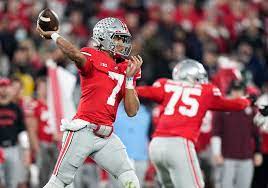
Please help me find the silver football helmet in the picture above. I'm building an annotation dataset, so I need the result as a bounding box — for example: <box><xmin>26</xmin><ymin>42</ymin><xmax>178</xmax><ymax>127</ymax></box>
<box><xmin>92</xmin><ymin>17</ymin><xmax>132</xmax><ymax>57</ymax></box>
<box><xmin>255</xmin><ymin>94</ymin><xmax>268</xmax><ymax>109</ymax></box>
<box><xmin>172</xmin><ymin>59</ymin><xmax>208</xmax><ymax>84</ymax></box>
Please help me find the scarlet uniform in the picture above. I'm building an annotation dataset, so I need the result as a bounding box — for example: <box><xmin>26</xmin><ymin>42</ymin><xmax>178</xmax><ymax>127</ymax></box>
<box><xmin>26</xmin><ymin>99</ymin><xmax>53</xmax><ymax>142</ymax></box>
<box><xmin>49</xmin><ymin>47</ymin><xmax>141</xmax><ymax>188</ymax></box>
<box><xmin>42</xmin><ymin>17</ymin><xmax>142</xmax><ymax>188</ymax></box>
<box><xmin>137</xmin><ymin>78</ymin><xmax>250</xmax><ymax>143</ymax></box>
<box><xmin>74</xmin><ymin>47</ymin><xmax>140</xmax><ymax>126</ymax></box>
<box><xmin>137</xmin><ymin>78</ymin><xmax>250</xmax><ymax>188</ymax></box>
<box><xmin>151</xmin><ymin>105</ymin><xmax>164</xmax><ymax>129</ymax></box>
<box><xmin>195</xmin><ymin>111</ymin><xmax>213</xmax><ymax>152</ymax></box>
<box><xmin>261</xmin><ymin>131</ymin><xmax>268</xmax><ymax>154</ymax></box>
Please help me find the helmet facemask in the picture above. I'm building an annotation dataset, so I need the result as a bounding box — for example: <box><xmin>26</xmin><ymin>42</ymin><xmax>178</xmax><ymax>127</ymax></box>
<box><xmin>108</xmin><ymin>33</ymin><xmax>132</xmax><ymax>57</ymax></box>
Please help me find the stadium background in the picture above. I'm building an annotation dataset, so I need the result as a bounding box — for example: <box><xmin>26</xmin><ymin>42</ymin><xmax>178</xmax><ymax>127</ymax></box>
<box><xmin>0</xmin><ymin>0</ymin><xmax>268</xmax><ymax>188</ymax></box>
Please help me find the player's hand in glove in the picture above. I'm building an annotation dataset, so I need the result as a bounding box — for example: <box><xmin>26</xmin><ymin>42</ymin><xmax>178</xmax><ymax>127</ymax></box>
<box><xmin>36</xmin><ymin>24</ymin><xmax>58</xmax><ymax>39</ymax></box>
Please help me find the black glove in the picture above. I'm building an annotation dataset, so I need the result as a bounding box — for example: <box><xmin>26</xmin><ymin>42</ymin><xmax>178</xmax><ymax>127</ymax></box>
<box><xmin>247</xmin><ymin>94</ymin><xmax>258</xmax><ymax>106</ymax></box>
<box><xmin>259</xmin><ymin>106</ymin><xmax>268</xmax><ymax>116</ymax></box>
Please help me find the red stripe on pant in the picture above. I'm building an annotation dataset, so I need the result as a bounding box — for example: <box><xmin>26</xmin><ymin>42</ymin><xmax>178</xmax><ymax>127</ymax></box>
<box><xmin>53</xmin><ymin>131</ymin><xmax>74</xmax><ymax>175</ymax></box>
<box><xmin>186</xmin><ymin>140</ymin><xmax>202</xmax><ymax>188</ymax></box>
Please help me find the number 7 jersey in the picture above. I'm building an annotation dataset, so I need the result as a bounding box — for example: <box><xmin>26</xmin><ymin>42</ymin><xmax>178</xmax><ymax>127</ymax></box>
<box><xmin>137</xmin><ymin>78</ymin><xmax>250</xmax><ymax>143</ymax></box>
<box><xmin>73</xmin><ymin>47</ymin><xmax>141</xmax><ymax>126</ymax></box>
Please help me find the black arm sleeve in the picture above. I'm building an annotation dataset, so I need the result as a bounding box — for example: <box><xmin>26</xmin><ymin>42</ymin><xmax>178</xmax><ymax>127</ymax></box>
<box><xmin>254</xmin><ymin>134</ymin><xmax>261</xmax><ymax>153</ymax></box>
<box><xmin>16</xmin><ymin>105</ymin><xmax>25</xmax><ymax>133</ymax></box>
<box><xmin>252</xmin><ymin>122</ymin><xmax>261</xmax><ymax>153</ymax></box>
<box><xmin>259</xmin><ymin>106</ymin><xmax>268</xmax><ymax>116</ymax></box>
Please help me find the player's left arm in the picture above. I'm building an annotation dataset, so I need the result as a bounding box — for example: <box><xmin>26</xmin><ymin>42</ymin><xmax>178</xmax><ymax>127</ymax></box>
<box><xmin>123</xmin><ymin>55</ymin><xmax>143</xmax><ymax>117</ymax></box>
<box><xmin>209</xmin><ymin>86</ymin><xmax>250</xmax><ymax>111</ymax></box>
<box><xmin>210</xmin><ymin>97</ymin><xmax>250</xmax><ymax>111</ymax></box>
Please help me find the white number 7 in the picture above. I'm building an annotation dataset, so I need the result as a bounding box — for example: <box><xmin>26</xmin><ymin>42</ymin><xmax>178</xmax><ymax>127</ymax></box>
<box><xmin>164</xmin><ymin>85</ymin><xmax>183</xmax><ymax>115</ymax></box>
<box><xmin>107</xmin><ymin>71</ymin><xmax>124</xmax><ymax>106</ymax></box>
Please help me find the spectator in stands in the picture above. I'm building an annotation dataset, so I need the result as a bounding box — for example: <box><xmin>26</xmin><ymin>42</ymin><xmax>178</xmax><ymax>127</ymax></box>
<box><xmin>9</xmin><ymin>77</ymin><xmax>31</xmax><ymax>188</ymax></box>
<box><xmin>26</xmin><ymin>77</ymin><xmax>59</xmax><ymax>187</ymax></box>
<box><xmin>236</xmin><ymin>41</ymin><xmax>267</xmax><ymax>87</ymax></box>
<box><xmin>0</xmin><ymin>77</ymin><xmax>25</xmax><ymax>188</ymax></box>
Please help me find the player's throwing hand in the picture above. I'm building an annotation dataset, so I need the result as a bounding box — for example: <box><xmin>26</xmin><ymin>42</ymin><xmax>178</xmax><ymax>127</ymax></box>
<box><xmin>36</xmin><ymin>25</ymin><xmax>58</xmax><ymax>39</ymax></box>
<box><xmin>126</xmin><ymin>55</ymin><xmax>143</xmax><ymax>78</ymax></box>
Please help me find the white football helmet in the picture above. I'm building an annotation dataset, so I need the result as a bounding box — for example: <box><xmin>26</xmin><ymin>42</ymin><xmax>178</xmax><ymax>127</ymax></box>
<box><xmin>255</xmin><ymin>94</ymin><xmax>268</xmax><ymax>115</ymax></box>
<box><xmin>92</xmin><ymin>17</ymin><xmax>132</xmax><ymax>57</ymax></box>
<box><xmin>254</xmin><ymin>94</ymin><xmax>268</xmax><ymax>130</ymax></box>
<box><xmin>172</xmin><ymin>59</ymin><xmax>208</xmax><ymax>84</ymax></box>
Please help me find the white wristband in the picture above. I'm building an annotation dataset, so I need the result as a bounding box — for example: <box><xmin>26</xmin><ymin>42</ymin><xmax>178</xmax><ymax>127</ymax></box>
<box><xmin>51</xmin><ymin>33</ymin><xmax>60</xmax><ymax>42</ymax></box>
<box><xmin>126</xmin><ymin>77</ymin><xmax>134</xmax><ymax>89</ymax></box>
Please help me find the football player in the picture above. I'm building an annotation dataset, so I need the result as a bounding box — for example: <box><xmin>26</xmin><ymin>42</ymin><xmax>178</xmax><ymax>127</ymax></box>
<box><xmin>254</xmin><ymin>94</ymin><xmax>268</xmax><ymax>129</ymax></box>
<box><xmin>25</xmin><ymin>77</ymin><xmax>59</xmax><ymax>187</ymax></box>
<box><xmin>252</xmin><ymin>94</ymin><xmax>268</xmax><ymax>188</ymax></box>
<box><xmin>36</xmin><ymin>17</ymin><xmax>142</xmax><ymax>188</ymax></box>
<box><xmin>137</xmin><ymin>59</ymin><xmax>250</xmax><ymax>188</ymax></box>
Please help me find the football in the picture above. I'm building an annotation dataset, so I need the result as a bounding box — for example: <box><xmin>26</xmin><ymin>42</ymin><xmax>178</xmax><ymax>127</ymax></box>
<box><xmin>37</xmin><ymin>8</ymin><xmax>59</xmax><ymax>38</ymax></box>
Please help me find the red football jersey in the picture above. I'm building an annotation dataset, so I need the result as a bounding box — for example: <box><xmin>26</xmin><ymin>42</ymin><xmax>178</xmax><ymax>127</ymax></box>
<box><xmin>261</xmin><ymin>131</ymin><xmax>268</xmax><ymax>154</ymax></box>
<box><xmin>25</xmin><ymin>100</ymin><xmax>53</xmax><ymax>143</ymax></box>
<box><xmin>137</xmin><ymin>78</ymin><xmax>250</xmax><ymax>143</ymax></box>
<box><xmin>152</xmin><ymin>105</ymin><xmax>164</xmax><ymax>128</ymax></box>
<box><xmin>0</xmin><ymin>147</ymin><xmax>5</xmax><ymax>164</ymax></box>
<box><xmin>195</xmin><ymin>111</ymin><xmax>213</xmax><ymax>152</ymax></box>
<box><xmin>73</xmin><ymin>47</ymin><xmax>141</xmax><ymax>126</ymax></box>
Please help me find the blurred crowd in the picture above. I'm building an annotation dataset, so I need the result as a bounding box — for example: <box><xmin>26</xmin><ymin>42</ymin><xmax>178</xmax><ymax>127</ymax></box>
<box><xmin>0</xmin><ymin>0</ymin><xmax>268</xmax><ymax>188</ymax></box>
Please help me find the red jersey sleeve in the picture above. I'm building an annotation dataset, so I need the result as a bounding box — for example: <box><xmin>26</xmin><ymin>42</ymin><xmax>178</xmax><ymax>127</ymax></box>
<box><xmin>79</xmin><ymin>47</ymin><xmax>94</xmax><ymax>76</ymax></box>
<box><xmin>208</xmin><ymin>84</ymin><xmax>250</xmax><ymax>111</ymax></box>
<box><xmin>136</xmin><ymin>78</ymin><xmax>166</xmax><ymax>103</ymax></box>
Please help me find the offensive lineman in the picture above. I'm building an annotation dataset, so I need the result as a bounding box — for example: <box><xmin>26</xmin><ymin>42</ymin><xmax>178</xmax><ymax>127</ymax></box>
<box><xmin>36</xmin><ymin>17</ymin><xmax>142</xmax><ymax>188</ymax></box>
<box><xmin>137</xmin><ymin>59</ymin><xmax>251</xmax><ymax>188</ymax></box>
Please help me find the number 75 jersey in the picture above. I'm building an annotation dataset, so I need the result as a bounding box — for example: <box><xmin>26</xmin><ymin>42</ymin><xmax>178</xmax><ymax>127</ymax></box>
<box><xmin>137</xmin><ymin>78</ymin><xmax>250</xmax><ymax>143</ymax></box>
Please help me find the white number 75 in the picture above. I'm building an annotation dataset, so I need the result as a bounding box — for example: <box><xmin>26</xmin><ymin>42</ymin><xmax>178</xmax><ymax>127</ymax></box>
<box><xmin>164</xmin><ymin>84</ymin><xmax>201</xmax><ymax>117</ymax></box>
